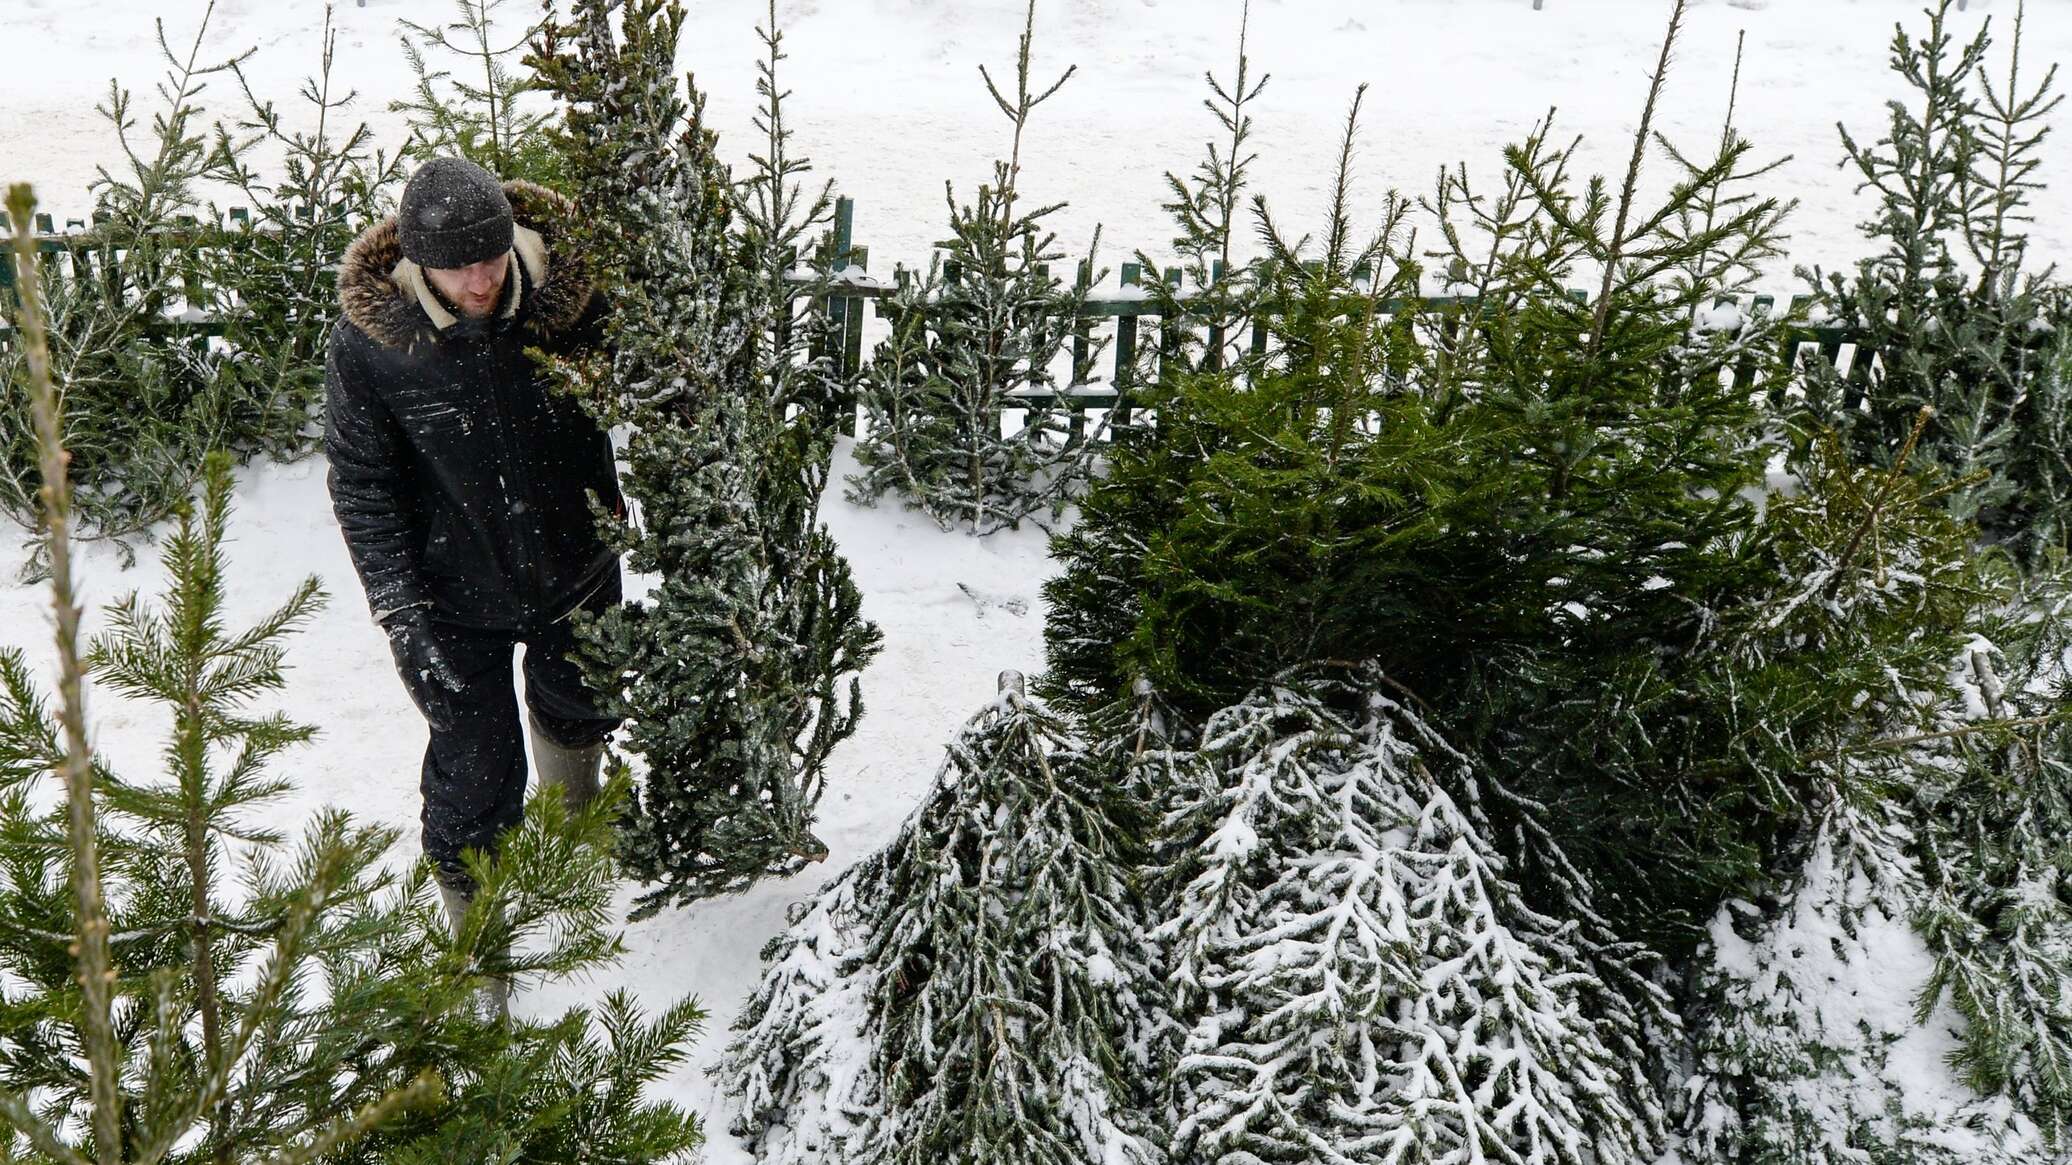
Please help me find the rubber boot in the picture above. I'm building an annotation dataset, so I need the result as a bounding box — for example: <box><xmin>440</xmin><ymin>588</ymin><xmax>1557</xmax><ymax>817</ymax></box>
<box><xmin>528</xmin><ymin>712</ymin><xmax>603</xmax><ymax>813</ymax></box>
<box><xmin>438</xmin><ymin>878</ymin><xmax>511</xmax><ymax>1024</ymax></box>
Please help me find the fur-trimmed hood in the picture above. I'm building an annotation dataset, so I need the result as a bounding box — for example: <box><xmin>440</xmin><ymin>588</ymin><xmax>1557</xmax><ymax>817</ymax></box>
<box><xmin>337</xmin><ymin>179</ymin><xmax>597</xmax><ymax>351</ymax></box>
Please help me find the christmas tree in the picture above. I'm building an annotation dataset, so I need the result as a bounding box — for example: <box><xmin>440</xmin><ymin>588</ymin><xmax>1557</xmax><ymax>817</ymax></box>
<box><xmin>389</xmin><ymin>0</ymin><xmax>569</xmax><ymax>188</ymax></box>
<box><xmin>1037</xmin><ymin>10</ymin><xmax>1269</xmax><ymax>710</ymax></box>
<box><xmin>1663</xmin><ymin>414</ymin><xmax>2059</xmax><ymax>1163</ymax></box>
<box><xmin>1669</xmin><ymin>803</ymin><xmax>2018</xmax><ymax>1165</ymax></box>
<box><xmin>1913</xmin><ymin>563</ymin><xmax>2072</xmax><ymax>1149</ymax></box>
<box><xmin>205</xmin><ymin>3</ymin><xmax>409</xmax><ymax>468</ymax></box>
<box><xmin>1044</xmin><ymin>81</ymin><xmax>1439</xmax><ymax>716</ymax></box>
<box><xmin>1157</xmin><ymin>663</ymin><xmax>1664</xmax><ymax>1164</ymax></box>
<box><xmin>1044</xmin><ymin>0</ymin><xmax>1870</xmax><ymax>956</ymax></box>
<box><xmin>1788</xmin><ymin>0</ymin><xmax>2072</xmax><ymax>568</ymax></box>
<box><xmin>722</xmin><ymin>672</ymin><xmax>1158</xmax><ymax>1165</ymax></box>
<box><xmin>0</xmin><ymin>4</ymin><xmax>400</xmax><ymax>562</ymax></box>
<box><xmin>847</xmin><ymin>0</ymin><xmax>1108</xmax><ymax>536</ymax></box>
<box><xmin>527</xmin><ymin>0</ymin><xmax>881</xmax><ymax>917</ymax></box>
<box><xmin>1121</xmin><ymin>0</ymin><xmax>1269</xmax><ymax>381</ymax></box>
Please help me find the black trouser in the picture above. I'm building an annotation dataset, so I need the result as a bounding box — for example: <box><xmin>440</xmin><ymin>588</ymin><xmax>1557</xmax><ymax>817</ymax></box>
<box><xmin>400</xmin><ymin>570</ymin><xmax>623</xmax><ymax>887</ymax></box>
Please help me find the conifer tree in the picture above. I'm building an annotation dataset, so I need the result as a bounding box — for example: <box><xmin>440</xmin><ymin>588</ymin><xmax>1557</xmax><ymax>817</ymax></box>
<box><xmin>528</xmin><ymin>0</ymin><xmax>881</xmax><ymax>917</ymax></box>
<box><xmin>1126</xmin><ymin>0</ymin><xmax>1269</xmax><ymax>379</ymax></box>
<box><xmin>207</xmin><ymin>1</ymin><xmax>409</xmax><ymax>463</ymax></box>
<box><xmin>1668</xmin><ymin>803</ymin><xmax>2020</xmax><ymax>1165</ymax></box>
<box><xmin>0</xmin><ymin>4</ymin><xmax>408</xmax><ymax>565</ymax></box>
<box><xmin>720</xmin><ymin>854</ymin><xmax>888</xmax><ymax>1164</ymax></box>
<box><xmin>390</xmin><ymin>0</ymin><xmax>567</xmax><ymax>187</ymax></box>
<box><xmin>1045</xmin><ymin>0</ymin><xmax>1867</xmax><ymax>955</ymax></box>
<box><xmin>1049</xmin><ymin>0</ymin><xmax>1798</xmax><ymax>721</ymax></box>
<box><xmin>1037</xmin><ymin>14</ymin><xmax>1268</xmax><ymax>708</ymax></box>
<box><xmin>1654</xmin><ymin>30</ymin><xmax>1796</xmax><ymax>314</ymax></box>
<box><xmin>1666</xmin><ymin>420</ymin><xmax>2049</xmax><ymax>1164</ymax></box>
<box><xmin>847</xmin><ymin>0</ymin><xmax>1108</xmax><ymax>535</ymax></box>
<box><xmin>1157</xmin><ymin>663</ymin><xmax>1663</xmax><ymax>1165</ymax></box>
<box><xmin>1</xmin><ymin>5</ymin><xmax>263</xmax><ymax>559</ymax></box>
<box><xmin>1789</xmin><ymin>0</ymin><xmax>2072</xmax><ymax>568</ymax></box>
<box><xmin>1913</xmin><ymin>564</ymin><xmax>2072</xmax><ymax>1148</ymax></box>
<box><xmin>722</xmin><ymin>673</ymin><xmax>1158</xmax><ymax>1165</ymax></box>
<box><xmin>1043</xmin><ymin>84</ymin><xmax>1436</xmax><ymax>715</ymax></box>
<box><xmin>0</xmin><ymin>189</ymin><xmax>706</xmax><ymax>1163</ymax></box>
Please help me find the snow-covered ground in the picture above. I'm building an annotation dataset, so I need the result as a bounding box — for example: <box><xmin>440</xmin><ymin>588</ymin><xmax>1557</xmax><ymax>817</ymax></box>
<box><xmin>6</xmin><ymin>0</ymin><xmax>2072</xmax><ymax>1157</ymax></box>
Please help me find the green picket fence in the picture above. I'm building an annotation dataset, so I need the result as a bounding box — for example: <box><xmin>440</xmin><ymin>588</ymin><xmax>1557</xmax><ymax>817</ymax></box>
<box><xmin>0</xmin><ymin>201</ymin><xmax>340</xmax><ymax>342</ymax></box>
<box><xmin>800</xmin><ymin>201</ymin><xmax>1887</xmax><ymax>426</ymax></box>
<box><xmin>4</xmin><ymin>194</ymin><xmax>1886</xmax><ymax>420</ymax></box>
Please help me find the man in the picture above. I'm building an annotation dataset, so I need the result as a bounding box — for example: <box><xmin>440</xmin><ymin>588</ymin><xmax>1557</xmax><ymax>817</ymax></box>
<box><xmin>323</xmin><ymin>156</ymin><xmax>624</xmax><ymax>1007</ymax></box>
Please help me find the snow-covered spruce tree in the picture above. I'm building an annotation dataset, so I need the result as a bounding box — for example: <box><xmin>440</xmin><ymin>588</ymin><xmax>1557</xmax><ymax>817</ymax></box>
<box><xmin>717</xmin><ymin>848</ymin><xmax>889</xmax><ymax>1163</ymax></box>
<box><xmin>1155</xmin><ymin>662</ymin><xmax>1662</xmax><ymax>1164</ymax></box>
<box><xmin>1667</xmin><ymin>801</ymin><xmax>2022</xmax><ymax>1165</ymax></box>
<box><xmin>1912</xmin><ymin>562</ymin><xmax>2072</xmax><ymax>1149</ymax></box>
<box><xmin>721</xmin><ymin>672</ymin><xmax>1158</xmax><ymax>1165</ymax></box>
<box><xmin>1665</xmin><ymin>419</ymin><xmax>2031</xmax><ymax>1164</ymax></box>
<box><xmin>1788</xmin><ymin>0</ymin><xmax>2072</xmax><ymax>569</ymax></box>
<box><xmin>527</xmin><ymin>0</ymin><xmax>881</xmax><ymax>916</ymax></box>
<box><xmin>0</xmin><ymin>206</ymin><xmax>706</xmax><ymax>1160</ymax></box>
<box><xmin>846</xmin><ymin>0</ymin><xmax>1107</xmax><ymax>535</ymax></box>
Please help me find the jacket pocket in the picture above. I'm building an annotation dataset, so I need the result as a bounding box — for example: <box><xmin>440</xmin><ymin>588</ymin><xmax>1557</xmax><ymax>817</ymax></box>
<box><xmin>420</xmin><ymin>500</ymin><xmax>462</xmax><ymax>574</ymax></box>
<box><xmin>388</xmin><ymin>383</ymin><xmax>474</xmax><ymax>444</ymax></box>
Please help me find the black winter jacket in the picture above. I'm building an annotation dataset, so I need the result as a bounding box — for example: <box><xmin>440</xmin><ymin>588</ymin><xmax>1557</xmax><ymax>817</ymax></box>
<box><xmin>324</xmin><ymin>179</ymin><xmax>623</xmax><ymax>631</ymax></box>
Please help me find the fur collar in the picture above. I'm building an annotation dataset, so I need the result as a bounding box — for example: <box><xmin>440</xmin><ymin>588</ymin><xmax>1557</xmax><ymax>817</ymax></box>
<box><xmin>338</xmin><ymin>179</ymin><xmax>596</xmax><ymax>351</ymax></box>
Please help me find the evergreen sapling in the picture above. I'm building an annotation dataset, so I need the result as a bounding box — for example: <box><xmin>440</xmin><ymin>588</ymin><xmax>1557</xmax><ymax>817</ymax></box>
<box><xmin>1127</xmin><ymin>0</ymin><xmax>1269</xmax><ymax>380</ymax></box>
<box><xmin>528</xmin><ymin>0</ymin><xmax>881</xmax><ymax>917</ymax></box>
<box><xmin>206</xmin><ymin>1</ymin><xmax>410</xmax><ymax>465</ymax></box>
<box><xmin>848</xmin><ymin>0</ymin><xmax>1108</xmax><ymax>536</ymax></box>
<box><xmin>1787</xmin><ymin>0</ymin><xmax>2072</xmax><ymax>567</ymax></box>
<box><xmin>1913</xmin><ymin>565</ymin><xmax>2072</xmax><ymax>1149</ymax></box>
<box><xmin>1</xmin><ymin>5</ymin><xmax>254</xmax><ymax>562</ymax></box>
<box><xmin>1668</xmin><ymin>418</ymin><xmax>2045</xmax><ymax>1164</ymax></box>
<box><xmin>390</xmin><ymin>0</ymin><xmax>568</xmax><ymax>187</ymax></box>
<box><xmin>1038</xmin><ymin>12</ymin><xmax>1269</xmax><ymax>709</ymax></box>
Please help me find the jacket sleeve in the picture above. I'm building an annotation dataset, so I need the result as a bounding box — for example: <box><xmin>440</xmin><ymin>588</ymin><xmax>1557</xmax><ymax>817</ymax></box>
<box><xmin>324</xmin><ymin>326</ymin><xmax>429</xmax><ymax>624</ymax></box>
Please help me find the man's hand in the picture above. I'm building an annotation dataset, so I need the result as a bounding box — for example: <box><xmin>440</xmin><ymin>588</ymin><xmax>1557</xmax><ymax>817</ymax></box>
<box><xmin>383</xmin><ymin>609</ymin><xmax>467</xmax><ymax>725</ymax></box>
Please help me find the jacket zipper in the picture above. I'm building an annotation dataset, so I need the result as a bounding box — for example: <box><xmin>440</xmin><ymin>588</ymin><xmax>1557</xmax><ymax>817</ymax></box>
<box><xmin>481</xmin><ymin>337</ymin><xmax>549</xmax><ymax>621</ymax></box>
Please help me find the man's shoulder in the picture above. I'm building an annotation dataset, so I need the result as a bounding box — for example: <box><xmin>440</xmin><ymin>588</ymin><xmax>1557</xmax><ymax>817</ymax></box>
<box><xmin>337</xmin><ymin>213</ymin><xmax>446</xmax><ymax>353</ymax></box>
<box><xmin>327</xmin><ymin>315</ymin><xmax>382</xmax><ymax>374</ymax></box>
<box><xmin>326</xmin><ymin>316</ymin><xmax>418</xmax><ymax>409</ymax></box>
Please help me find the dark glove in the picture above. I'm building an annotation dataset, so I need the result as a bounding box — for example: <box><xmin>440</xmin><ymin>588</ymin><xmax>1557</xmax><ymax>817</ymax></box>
<box><xmin>383</xmin><ymin>609</ymin><xmax>467</xmax><ymax>724</ymax></box>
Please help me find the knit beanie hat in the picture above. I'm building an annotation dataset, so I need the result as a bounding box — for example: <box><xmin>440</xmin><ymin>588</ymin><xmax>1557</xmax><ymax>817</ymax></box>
<box><xmin>397</xmin><ymin>157</ymin><xmax>514</xmax><ymax>269</ymax></box>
